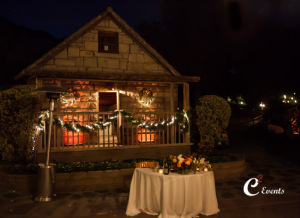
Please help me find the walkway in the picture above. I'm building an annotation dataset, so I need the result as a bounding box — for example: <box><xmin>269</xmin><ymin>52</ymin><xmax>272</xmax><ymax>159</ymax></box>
<box><xmin>0</xmin><ymin>124</ymin><xmax>299</xmax><ymax>217</ymax></box>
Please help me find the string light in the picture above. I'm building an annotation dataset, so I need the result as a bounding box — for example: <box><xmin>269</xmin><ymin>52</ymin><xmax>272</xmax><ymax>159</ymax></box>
<box><xmin>282</xmin><ymin>93</ymin><xmax>298</xmax><ymax>104</ymax></box>
<box><xmin>36</xmin><ymin>109</ymin><xmax>190</xmax><ymax>134</ymax></box>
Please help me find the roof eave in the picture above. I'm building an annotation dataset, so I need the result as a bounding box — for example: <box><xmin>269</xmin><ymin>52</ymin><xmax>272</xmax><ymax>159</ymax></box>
<box><xmin>29</xmin><ymin>71</ymin><xmax>200</xmax><ymax>83</ymax></box>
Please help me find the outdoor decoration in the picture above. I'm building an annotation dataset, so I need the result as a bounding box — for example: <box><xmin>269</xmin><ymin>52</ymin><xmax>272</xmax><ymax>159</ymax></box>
<box><xmin>169</xmin><ymin>154</ymin><xmax>212</xmax><ymax>174</ymax></box>
<box><xmin>36</xmin><ymin>109</ymin><xmax>190</xmax><ymax>134</ymax></box>
<box><xmin>138</xmin><ymin>88</ymin><xmax>153</xmax><ymax>106</ymax></box>
<box><xmin>61</xmin><ymin>87</ymin><xmax>80</xmax><ymax>106</ymax></box>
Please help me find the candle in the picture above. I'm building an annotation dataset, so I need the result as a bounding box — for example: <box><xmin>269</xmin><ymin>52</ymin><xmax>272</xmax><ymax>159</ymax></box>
<box><xmin>204</xmin><ymin>167</ymin><xmax>208</xmax><ymax>172</ymax></box>
<box><xmin>158</xmin><ymin>168</ymin><xmax>164</xmax><ymax>174</ymax></box>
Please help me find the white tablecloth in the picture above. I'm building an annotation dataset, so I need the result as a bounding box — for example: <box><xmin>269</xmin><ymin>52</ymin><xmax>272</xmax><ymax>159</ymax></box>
<box><xmin>126</xmin><ymin>168</ymin><xmax>220</xmax><ymax>218</ymax></box>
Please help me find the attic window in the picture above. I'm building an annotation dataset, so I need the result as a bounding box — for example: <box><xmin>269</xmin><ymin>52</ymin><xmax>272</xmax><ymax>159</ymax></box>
<box><xmin>98</xmin><ymin>31</ymin><xmax>119</xmax><ymax>53</ymax></box>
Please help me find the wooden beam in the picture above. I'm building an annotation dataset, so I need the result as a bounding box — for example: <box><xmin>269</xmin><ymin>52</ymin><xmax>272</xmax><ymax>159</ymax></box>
<box><xmin>170</xmin><ymin>83</ymin><xmax>174</xmax><ymax>112</ymax></box>
<box><xmin>170</xmin><ymin>83</ymin><xmax>174</xmax><ymax>144</ymax></box>
<box><xmin>29</xmin><ymin>72</ymin><xmax>200</xmax><ymax>83</ymax></box>
<box><xmin>183</xmin><ymin>83</ymin><xmax>190</xmax><ymax>110</ymax></box>
<box><xmin>183</xmin><ymin>83</ymin><xmax>190</xmax><ymax>143</ymax></box>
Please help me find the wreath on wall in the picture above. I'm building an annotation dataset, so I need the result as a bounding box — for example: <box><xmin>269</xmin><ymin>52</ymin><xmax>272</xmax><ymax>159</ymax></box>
<box><xmin>139</xmin><ymin>88</ymin><xmax>153</xmax><ymax>106</ymax></box>
<box><xmin>61</xmin><ymin>88</ymin><xmax>80</xmax><ymax>106</ymax></box>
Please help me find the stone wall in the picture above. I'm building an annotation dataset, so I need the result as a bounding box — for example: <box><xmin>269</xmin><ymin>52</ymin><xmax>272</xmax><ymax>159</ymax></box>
<box><xmin>40</xmin><ymin>79</ymin><xmax>178</xmax><ymax>113</ymax></box>
<box><xmin>38</xmin><ymin>17</ymin><xmax>170</xmax><ymax>76</ymax></box>
<box><xmin>117</xmin><ymin>82</ymin><xmax>178</xmax><ymax>113</ymax></box>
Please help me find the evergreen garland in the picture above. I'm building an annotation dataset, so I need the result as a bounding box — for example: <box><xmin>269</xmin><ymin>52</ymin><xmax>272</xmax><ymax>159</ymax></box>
<box><xmin>37</xmin><ymin>109</ymin><xmax>190</xmax><ymax>134</ymax></box>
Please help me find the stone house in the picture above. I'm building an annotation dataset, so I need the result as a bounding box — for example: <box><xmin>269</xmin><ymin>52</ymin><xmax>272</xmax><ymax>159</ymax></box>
<box><xmin>15</xmin><ymin>7</ymin><xmax>199</xmax><ymax>162</ymax></box>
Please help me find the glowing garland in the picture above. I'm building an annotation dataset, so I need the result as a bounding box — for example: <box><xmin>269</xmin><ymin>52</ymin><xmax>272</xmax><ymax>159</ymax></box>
<box><xmin>37</xmin><ymin>110</ymin><xmax>190</xmax><ymax>134</ymax></box>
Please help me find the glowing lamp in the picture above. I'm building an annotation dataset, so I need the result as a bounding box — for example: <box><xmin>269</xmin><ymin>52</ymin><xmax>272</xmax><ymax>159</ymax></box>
<box><xmin>259</xmin><ymin>102</ymin><xmax>265</xmax><ymax>110</ymax></box>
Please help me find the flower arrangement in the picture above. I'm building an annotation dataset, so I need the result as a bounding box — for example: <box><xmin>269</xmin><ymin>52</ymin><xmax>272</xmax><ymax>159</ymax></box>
<box><xmin>138</xmin><ymin>88</ymin><xmax>153</xmax><ymax>105</ymax></box>
<box><xmin>194</xmin><ymin>157</ymin><xmax>212</xmax><ymax>172</ymax></box>
<box><xmin>169</xmin><ymin>154</ymin><xmax>212</xmax><ymax>174</ymax></box>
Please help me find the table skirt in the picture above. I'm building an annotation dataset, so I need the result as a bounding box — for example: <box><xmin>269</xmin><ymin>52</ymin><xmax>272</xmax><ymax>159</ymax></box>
<box><xmin>126</xmin><ymin>168</ymin><xmax>220</xmax><ymax>218</ymax></box>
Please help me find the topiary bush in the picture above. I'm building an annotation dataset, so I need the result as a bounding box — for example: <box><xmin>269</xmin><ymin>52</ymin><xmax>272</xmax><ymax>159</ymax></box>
<box><xmin>196</xmin><ymin>95</ymin><xmax>231</xmax><ymax>155</ymax></box>
<box><xmin>0</xmin><ymin>85</ymin><xmax>40</xmax><ymax>163</ymax></box>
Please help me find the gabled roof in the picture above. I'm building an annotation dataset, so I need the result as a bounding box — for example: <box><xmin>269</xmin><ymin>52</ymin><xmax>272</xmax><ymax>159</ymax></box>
<box><xmin>15</xmin><ymin>7</ymin><xmax>182</xmax><ymax>80</ymax></box>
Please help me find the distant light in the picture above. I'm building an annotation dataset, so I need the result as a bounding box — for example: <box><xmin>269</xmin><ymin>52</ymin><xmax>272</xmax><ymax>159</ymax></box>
<box><xmin>294</xmin><ymin>93</ymin><xmax>296</xmax><ymax>95</ymax></box>
<box><xmin>295</xmin><ymin>100</ymin><xmax>297</xmax><ymax>103</ymax></box>
<box><xmin>291</xmin><ymin>97</ymin><xmax>294</xmax><ymax>100</ymax></box>
<box><xmin>284</xmin><ymin>95</ymin><xmax>287</xmax><ymax>99</ymax></box>
<box><xmin>260</xmin><ymin>102</ymin><xmax>265</xmax><ymax>110</ymax></box>
<box><xmin>240</xmin><ymin>101</ymin><xmax>244</xmax><ymax>105</ymax></box>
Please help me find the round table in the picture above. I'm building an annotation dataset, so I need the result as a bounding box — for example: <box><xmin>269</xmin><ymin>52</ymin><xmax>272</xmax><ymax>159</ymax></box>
<box><xmin>126</xmin><ymin>168</ymin><xmax>220</xmax><ymax>218</ymax></box>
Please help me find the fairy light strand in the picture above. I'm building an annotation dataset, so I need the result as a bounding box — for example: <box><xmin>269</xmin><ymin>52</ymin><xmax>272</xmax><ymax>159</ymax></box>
<box><xmin>36</xmin><ymin>110</ymin><xmax>190</xmax><ymax>134</ymax></box>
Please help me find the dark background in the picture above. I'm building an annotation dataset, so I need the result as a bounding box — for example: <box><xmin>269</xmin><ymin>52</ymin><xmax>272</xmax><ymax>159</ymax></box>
<box><xmin>1</xmin><ymin>0</ymin><xmax>300</xmax><ymax>107</ymax></box>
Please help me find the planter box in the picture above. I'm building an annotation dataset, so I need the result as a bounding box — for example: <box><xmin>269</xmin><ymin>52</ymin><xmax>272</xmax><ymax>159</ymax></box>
<box><xmin>212</xmin><ymin>157</ymin><xmax>246</xmax><ymax>181</ymax></box>
<box><xmin>0</xmin><ymin>158</ymin><xmax>246</xmax><ymax>193</ymax></box>
<box><xmin>55</xmin><ymin>169</ymin><xmax>134</xmax><ymax>192</ymax></box>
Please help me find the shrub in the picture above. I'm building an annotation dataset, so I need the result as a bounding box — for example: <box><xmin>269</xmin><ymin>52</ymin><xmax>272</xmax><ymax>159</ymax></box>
<box><xmin>0</xmin><ymin>85</ymin><xmax>40</xmax><ymax>163</ymax></box>
<box><xmin>196</xmin><ymin>95</ymin><xmax>231</xmax><ymax>155</ymax></box>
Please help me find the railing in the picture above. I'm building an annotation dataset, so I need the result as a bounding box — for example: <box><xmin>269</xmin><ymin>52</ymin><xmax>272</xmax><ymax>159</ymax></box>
<box><xmin>36</xmin><ymin>111</ymin><xmax>190</xmax><ymax>152</ymax></box>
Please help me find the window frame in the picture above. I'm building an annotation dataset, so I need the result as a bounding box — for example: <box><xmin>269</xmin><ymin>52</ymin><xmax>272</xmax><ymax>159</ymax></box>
<box><xmin>98</xmin><ymin>31</ymin><xmax>119</xmax><ymax>54</ymax></box>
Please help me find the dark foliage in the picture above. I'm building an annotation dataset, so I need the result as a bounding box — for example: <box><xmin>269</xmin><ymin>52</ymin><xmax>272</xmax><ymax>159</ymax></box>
<box><xmin>196</xmin><ymin>95</ymin><xmax>231</xmax><ymax>156</ymax></box>
<box><xmin>0</xmin><ymin>85</ymin><xmax>40</xmax><ymax>162</ymax></box>
<box><xmin>4</xmin><ymin>155</ymin><xmax>236</xmax><ymax>174</ymax></box>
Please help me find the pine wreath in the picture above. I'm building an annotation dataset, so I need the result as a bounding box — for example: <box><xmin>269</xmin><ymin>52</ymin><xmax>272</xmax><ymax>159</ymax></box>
<box><xmin>139</xmin><ymin>88</ymin><xmax>153</xmax><ymax>105</ymax></box>
<box><xmin>61</xmin><ymin>87</ymin><xmax>80</xmax><ymax>106</ymax></box>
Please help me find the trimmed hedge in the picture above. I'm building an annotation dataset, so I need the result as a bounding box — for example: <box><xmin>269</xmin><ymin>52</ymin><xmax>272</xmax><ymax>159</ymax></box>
<box><xmin>196</xmin><ymin>95</ymin><xmax>231</xmax><ymax>155</ymax></box>
<box><xmin>4</xmin><ymin>155</ymin><xmax>236</xmax><ymax>175</ymax></box>
<box><xmin>0</xmin><ymin>85</ymin><xmax>40</xmax><ymax>162</ymax></box>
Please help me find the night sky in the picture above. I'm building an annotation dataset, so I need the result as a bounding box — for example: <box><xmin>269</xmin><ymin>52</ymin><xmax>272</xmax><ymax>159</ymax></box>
<box><xmin>0</xmin><ymin>0</ymin><xmax>163</xmax><ymax>39</ymax></box>
<box><xmin>1</xmin><ymin>0</ymin><xmax>300</xmax><ymax>105</ymax></box>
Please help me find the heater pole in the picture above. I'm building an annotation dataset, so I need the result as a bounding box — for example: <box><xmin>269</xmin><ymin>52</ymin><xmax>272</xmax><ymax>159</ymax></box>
<box><xmin>46</xmin><ymin>99</ymin><xmax>55</xmax><ymax>166</ymax></box>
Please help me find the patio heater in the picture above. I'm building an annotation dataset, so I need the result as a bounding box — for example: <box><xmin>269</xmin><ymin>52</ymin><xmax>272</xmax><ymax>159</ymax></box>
<box><xmin>34</xmin><ymin>86</ymin><xmax>71</xmax><ymax>202</ymax></box>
